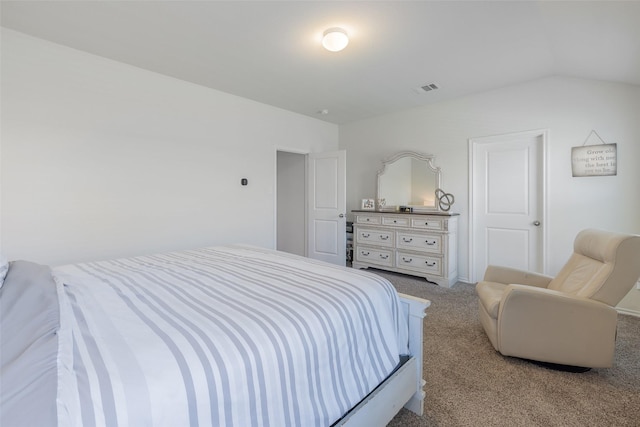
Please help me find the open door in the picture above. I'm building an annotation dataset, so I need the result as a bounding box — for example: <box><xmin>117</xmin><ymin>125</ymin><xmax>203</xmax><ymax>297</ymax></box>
<box><xmin>307</xmin><ymin>150</ymin><xmax>346</xmax><ymax>265</ymax></box>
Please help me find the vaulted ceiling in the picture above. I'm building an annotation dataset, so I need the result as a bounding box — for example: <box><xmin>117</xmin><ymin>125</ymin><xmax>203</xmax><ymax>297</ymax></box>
<box><xmin>2</xmin><ymin>1</ymin><xmax>639</xmax><ymax>124</ymax></box>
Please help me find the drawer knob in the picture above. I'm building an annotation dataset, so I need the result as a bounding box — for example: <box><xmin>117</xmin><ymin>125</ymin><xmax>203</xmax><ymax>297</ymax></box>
<box><xmin>426</xmin><ymin>240</ymin><xmax>435</xmax><ymax>245</ymax></box>
<box><xmin>379</xmin><ymin>235</ymin><xmax>389</xmax><ymax>240</ymax></box>
<box><xmin>424</xmin><ymin>222</ymin><xmax>429</xmax><ymax>226</ymax></box>
<box><xmin>361</xmin><ymin>251</ymin><xmax>370</xmax><ymax>256</ymax></box>
<box><xmin>403</xmin><ymin>238</ymin><xmax>413</xmax><ymax>243</ymax></box>
<box><xmin>402</xmin><ymin>257</ymin><xmax>413</xmax><ymax>263</ymax></box>
<box><xmin>362</xmin><ymin>233</ymin><xmax>370</xmax><ymax>238</ymax></box>
<box><xmin>380</xmin><ymin>254</ymin><xmax>389</xmax><ymax>259</ymax></box>
<box><xmin>426</xmin><ymin>261</ymin><xmax>436</xmax><ymax>267</ymax></box>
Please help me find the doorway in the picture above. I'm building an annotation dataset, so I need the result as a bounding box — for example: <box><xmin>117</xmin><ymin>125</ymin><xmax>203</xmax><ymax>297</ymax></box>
<box><xmin>276</xmin><ymin>151</ymin><xmax>306</xmax><ymax>256</ymax></box>
<box><xmin>469</xmin><ymin>130</ymin><xmax>547</xmax><ymax>282</ymax></box>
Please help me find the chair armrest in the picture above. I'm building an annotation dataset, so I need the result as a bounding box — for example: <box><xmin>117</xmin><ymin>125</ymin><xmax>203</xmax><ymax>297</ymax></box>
<box><xmin>497</xmin><ymin>285</ymin><xmax>618</xmax><ymax>368</ymax></box>
<box><xmin>483</xmin><ymin>265</ymin><xmax>553</xmax><ymax>288</ymax></box>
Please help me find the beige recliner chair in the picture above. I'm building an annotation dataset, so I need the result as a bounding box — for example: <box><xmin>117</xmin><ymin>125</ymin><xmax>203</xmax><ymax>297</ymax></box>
<box><xmin>476</xmin><ymin>228</ymin><xmax>640</xmax><ymax>369</ymax></box>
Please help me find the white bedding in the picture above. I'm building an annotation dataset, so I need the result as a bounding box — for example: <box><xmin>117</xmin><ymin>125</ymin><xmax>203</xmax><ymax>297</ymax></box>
<box><xmin>49</xmin><ymin>245</ymin><xmax>409</xmax><ymax>427</ymax></box>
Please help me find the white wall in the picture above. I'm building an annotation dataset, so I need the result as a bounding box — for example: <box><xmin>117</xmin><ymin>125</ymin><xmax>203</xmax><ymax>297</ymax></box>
<box><xmin>0</xmin><ymin>29</ymin><xmax>338</xmax><ymax>266</ymax></box>
<box><xmin>340</xmin><ymin>76</ymin><xmax>640</xmax><ymax>313</ymax></box>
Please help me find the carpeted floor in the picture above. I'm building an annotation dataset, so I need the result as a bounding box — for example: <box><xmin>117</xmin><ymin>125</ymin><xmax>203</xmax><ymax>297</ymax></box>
<box><xmin>372</xmin><ymin>269</ymin><xmax>640</xmax><ymax>427</ymax></box>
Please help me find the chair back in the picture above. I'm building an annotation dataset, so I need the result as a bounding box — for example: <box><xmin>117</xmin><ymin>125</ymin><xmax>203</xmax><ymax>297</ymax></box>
<box><xmin>548</xmin><ymin>229</ymin><xmax>640</xmax><ymax>306</ymax></box>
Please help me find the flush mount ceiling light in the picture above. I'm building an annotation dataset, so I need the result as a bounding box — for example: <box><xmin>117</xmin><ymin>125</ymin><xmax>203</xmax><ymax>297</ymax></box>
<box><xmin>322</xmin><ymin>27</ymin><xmax>349</xmax><ymax>52</ymax></box>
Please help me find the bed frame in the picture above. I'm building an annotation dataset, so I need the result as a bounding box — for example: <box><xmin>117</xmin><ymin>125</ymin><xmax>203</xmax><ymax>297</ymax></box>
<box><xmin>336</xmin><ymin>293</ymin><xmax>430</xmax><ymax>426</ymax></box>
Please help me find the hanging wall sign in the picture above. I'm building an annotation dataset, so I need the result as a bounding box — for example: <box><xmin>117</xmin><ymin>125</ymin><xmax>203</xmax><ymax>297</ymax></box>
<box><xmin>571</xmin><ymin>130</ymin><xmax>617</xmax><ymax>177</ymax></box>
<box><xmin>571</xmin><ymin>143</ymin><xmax>617</xmax><ymax>177</ymax></box>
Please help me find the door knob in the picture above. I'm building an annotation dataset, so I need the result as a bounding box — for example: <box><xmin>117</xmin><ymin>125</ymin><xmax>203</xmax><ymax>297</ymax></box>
<box><xmin>339</xmin><ymin>213</ymin><xmax>345</xmax><ymax>218</ymax></box>
<box><xmin>533</xmin><ymin>220</ymin><xmax>541</xmax><ymax>226</ymax></box>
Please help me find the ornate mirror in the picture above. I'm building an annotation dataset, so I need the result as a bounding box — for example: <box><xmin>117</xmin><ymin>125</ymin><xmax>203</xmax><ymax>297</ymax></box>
<box><xmin>377</xmin><ymin>151</ymin><xmax>442</xmax><ymax>211</ymax></box>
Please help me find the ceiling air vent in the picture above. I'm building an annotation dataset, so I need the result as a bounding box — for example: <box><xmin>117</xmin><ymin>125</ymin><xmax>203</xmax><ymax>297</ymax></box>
<box><xmin>413</xmin><ymin>83</ymin><xmax>439</xmax><ymax>94</ymax></box>
<box><xmin>421</xmin><ymin>83</ymin><xmax>439</xmax><ymax>92</ymax></box>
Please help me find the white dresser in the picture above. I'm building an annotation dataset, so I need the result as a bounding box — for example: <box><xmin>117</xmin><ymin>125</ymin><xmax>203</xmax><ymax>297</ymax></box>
<box><xmin>351</xmin><ymin>211</ymin><xmax>458</xmax><ymax>287</ymax></box>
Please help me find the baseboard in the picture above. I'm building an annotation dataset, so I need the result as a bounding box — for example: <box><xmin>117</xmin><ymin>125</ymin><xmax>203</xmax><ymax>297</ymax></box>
<box><xmin>616</xmin><ymin>307</ymin><xmax>640</xmax><ymax>317</ymax></box>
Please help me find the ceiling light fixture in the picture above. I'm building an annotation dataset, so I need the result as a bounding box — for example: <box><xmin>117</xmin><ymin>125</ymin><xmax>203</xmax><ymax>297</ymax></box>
<box><xmin>322</xmin><ymin>27</ymin><xmax>349</xmax><ymax>52</ymax></box>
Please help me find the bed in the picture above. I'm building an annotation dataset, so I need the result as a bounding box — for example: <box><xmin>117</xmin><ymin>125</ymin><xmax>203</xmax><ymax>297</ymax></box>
<box><xmin>1</xmin><ymin>245</ymin><xmax>429</xmax><ymax>427</ymax></box>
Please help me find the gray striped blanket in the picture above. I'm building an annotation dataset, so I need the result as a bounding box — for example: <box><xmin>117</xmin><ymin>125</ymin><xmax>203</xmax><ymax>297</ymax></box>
<box><xmin>52</xmin><ymin>245</ymin><xmax>409</xmax><ymax>427</ymax></box>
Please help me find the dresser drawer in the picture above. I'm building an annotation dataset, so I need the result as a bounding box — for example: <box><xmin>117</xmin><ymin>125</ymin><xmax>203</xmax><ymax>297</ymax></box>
<box><xmin>410</xmin><ymin>218</ymin><xmax>443</xmax><ymax>231</ymax></box>
<box><xmin>356</xmin><ymin>228</ymin><xmax>394</xmax><ymax>247</ymax></box>
<box><xmin>396</xmin><ymin>252</ymin><xmax>442</xmax><ymax>276</ymax></box>
<box><xmin>355</xmin><ymin>247</ymin><xmax>393</xmax><ymax>267</ymax></box>
<box><xmin>396</xmin><ymin>232</ymin><xmax>442</xmax><ymax>254</ymax></box>
<box><xmin>356</xmin><ymin>215</ymin><xmax>382</xmax><ymax>225</ymax></box>
<box><xmin>382</xmin><ymin>216</ymin><xmax>410</xmax><ymax>227</ymax></box>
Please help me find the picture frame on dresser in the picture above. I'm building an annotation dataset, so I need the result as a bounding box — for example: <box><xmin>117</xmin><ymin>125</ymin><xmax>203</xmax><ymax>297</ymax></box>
<box><xmin>361</xmin><ymin>198</ymin><xmax>376</xmax><ymax>210</ymax></box>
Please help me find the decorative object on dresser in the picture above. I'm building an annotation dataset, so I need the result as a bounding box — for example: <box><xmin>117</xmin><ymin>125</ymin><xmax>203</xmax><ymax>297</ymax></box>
<box><xmin>435</xmin><ymin>188</ymin><xmax>455</xmax><ymax>212</ymax></box>
<box><xmin>352</xmin><ymin>211</ymin><xmax>459</xmax><ymax>287</ymax></box>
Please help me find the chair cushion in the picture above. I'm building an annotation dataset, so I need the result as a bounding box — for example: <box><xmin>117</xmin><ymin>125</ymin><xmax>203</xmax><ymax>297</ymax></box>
<box><xmin>547</xmin><ymin>253</ymin><xmax>608</xmax><ymax>295</ymax></box>
<box><xmin>476</xmin><ymin>281</ymin><xmax>508</xmax><ymax>319</ymax></box>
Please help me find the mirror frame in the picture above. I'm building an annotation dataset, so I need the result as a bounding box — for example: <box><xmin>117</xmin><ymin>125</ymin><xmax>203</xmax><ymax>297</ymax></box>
<box><xmin>376</xmin><ymin>151</ymin><xmax>442</xmax><ymax>211</ymax></box>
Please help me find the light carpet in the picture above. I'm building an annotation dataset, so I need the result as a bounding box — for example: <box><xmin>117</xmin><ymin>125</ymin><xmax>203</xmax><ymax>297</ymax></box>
<box><xmin>373</xmin><ymin>269</ymin><xmax>640</xmax><ymax>427</ymax></box>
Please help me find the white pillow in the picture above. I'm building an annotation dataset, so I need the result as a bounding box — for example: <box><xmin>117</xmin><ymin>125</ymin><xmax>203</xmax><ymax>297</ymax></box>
<box><xmin>0</xmin><ymin>255</ymin><xmax>8</xmax><ymax>289</ymax></box>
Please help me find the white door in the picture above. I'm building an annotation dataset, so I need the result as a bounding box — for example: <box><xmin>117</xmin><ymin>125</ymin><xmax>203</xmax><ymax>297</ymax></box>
<box><xmin>469</xmin><ymin>130</ymin><xmax>546</xmax><ymax>282</ymax></box>
<box><xmin>307</xmin><ymin>150</ymin><xmax>346</xmax><ymax>265</ymax></box>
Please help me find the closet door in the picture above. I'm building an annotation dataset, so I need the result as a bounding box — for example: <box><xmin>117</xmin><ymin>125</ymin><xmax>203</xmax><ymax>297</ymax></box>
<box><xmin>470</xmin><ymin>130</ymin><xmax>546</xmax><ymax>282</ymax></box>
